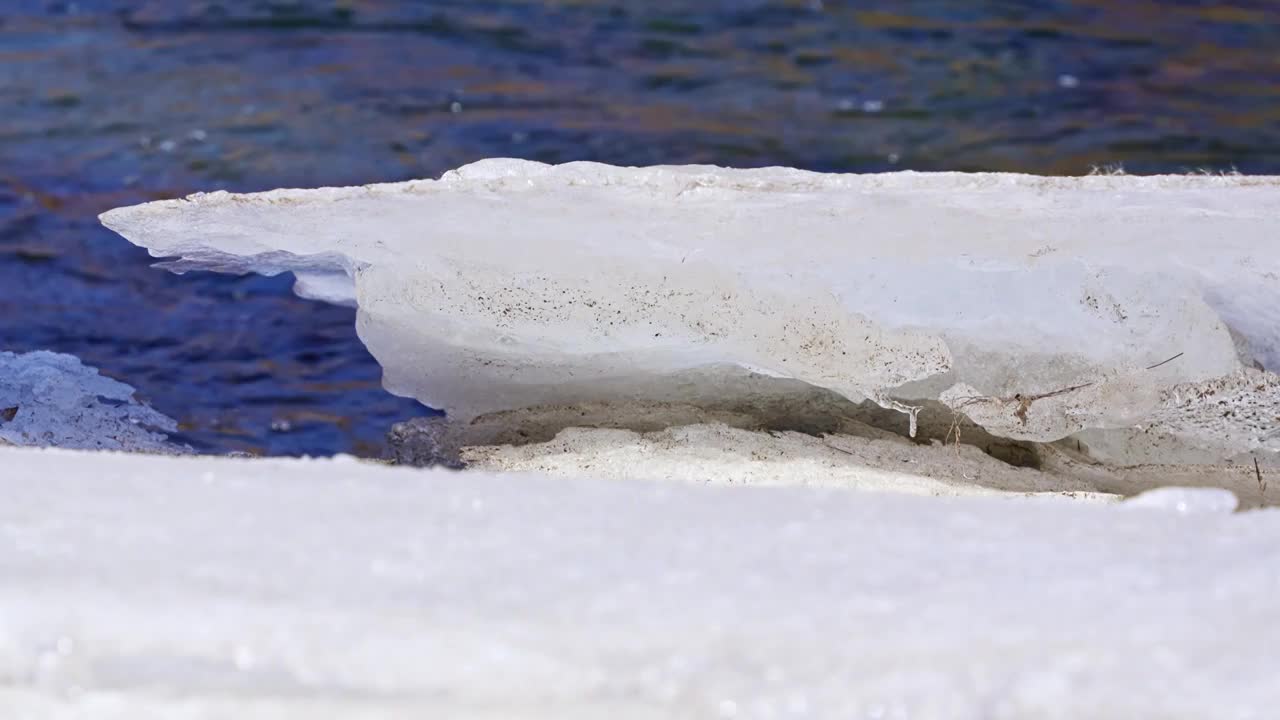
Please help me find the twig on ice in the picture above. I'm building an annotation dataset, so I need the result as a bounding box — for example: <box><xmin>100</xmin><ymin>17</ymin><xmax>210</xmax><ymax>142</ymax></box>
<box><xmin>878</xmin><ymin>397</ymin><xmax>922</xmax><ymax>438</ymax></box>
<box><xmin>1145</xmin><ymin>352</ymin><xmax>1185</xmax><ymax>370</ymax></box>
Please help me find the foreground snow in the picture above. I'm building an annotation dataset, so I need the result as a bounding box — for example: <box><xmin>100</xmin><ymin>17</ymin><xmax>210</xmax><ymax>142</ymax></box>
<box><xmin>2</xmin><ymin>446</ymin><xmax>1278</xmax><ymax>718</ymax></box>
<box><xmin>102</xmin><ymin>161</ymin><xmax>1280</xmax><ymax>464</ymax></box>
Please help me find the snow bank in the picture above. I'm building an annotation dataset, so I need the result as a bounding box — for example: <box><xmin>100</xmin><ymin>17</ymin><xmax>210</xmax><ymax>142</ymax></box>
<box><xmin>100</xmin><ymin>161</ymin><xmax>1280</xmax><ymax>461</ymax></box>
<box><xmin>0</xmin><ymin>351</ymin><xmax>183</xmax><ymax>453</ymax></box>
<box><xmin>1</xmin><ymin>446</ymin><xmax>1277</xmax><ymax>718</ymax></box>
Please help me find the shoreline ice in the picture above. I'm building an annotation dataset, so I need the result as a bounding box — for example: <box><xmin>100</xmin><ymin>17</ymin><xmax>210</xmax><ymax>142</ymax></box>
<box><xmin>101</xmin><ymin>160</ymin><xmax>1280</xmax><ymax>470</ymax></box>
<box><xmin>0</xmin><ymin>350</ymin><xmax>185</xmax><ymax>454</ymax></box>
<box><xmin>5</xmin><ymin>163</ymin><xmax>1274</xmax><ymax>715</ymax></box>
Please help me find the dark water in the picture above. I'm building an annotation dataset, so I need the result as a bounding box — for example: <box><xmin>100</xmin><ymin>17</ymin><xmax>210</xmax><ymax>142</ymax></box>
<box><xmin>2</xmin><ymin>1</ymin><xmax>1278</xmax><ymax>456</ymax></box>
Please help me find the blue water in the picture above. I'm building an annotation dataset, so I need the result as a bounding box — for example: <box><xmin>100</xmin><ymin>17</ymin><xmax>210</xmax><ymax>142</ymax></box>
<box><xmin>2</xmin><ymin>1</ymin><xmax>1278</xmax><ymax>456</ymax></box>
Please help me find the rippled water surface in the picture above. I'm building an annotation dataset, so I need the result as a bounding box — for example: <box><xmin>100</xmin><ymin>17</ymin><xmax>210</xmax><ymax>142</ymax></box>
<box><xmin>2</xmin><ymin>1</ymin><xmax>1278</xmax><ymax>455</ymax></box>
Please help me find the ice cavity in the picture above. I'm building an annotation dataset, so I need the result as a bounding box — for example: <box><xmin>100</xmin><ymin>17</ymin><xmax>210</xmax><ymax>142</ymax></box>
<box><xmin>0</xmin><ymin>351</ymin><xmax>184</xmax><ymax>453</ymax></box>
<box><xmin>100</xmin><ymin>160</ymin><xmax>1280</xmax><ymax>457</ymax></box>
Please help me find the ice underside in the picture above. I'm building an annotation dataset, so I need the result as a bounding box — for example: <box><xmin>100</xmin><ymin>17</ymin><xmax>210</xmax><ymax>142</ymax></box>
<box><xmin>100</xmin><ymin>160</ymin><xmax>1280</xmax><ymax>466</ymax></box>
<box><xmin>3</xmin><ymin>446</ymin><xmax>1278</xmax><ymax>718</ymax></box>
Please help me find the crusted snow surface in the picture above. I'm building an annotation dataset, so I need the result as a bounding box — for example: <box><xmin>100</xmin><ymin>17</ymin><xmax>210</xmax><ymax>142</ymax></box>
<box><xmin>0</xmin><ymin>351</ymin><xmax>182</xmax><ymax>453</ymax></box>
<box><xmin>459</xmin><ymin>421</ymin><xmax>1121</xmax><ymax>500</ymax></box>
<box><xmin>100</xmin><ymin>160</ymin><xmax>1280</xmax><ymax>456</ymax></box>
<box><xmin>459</xmin><ymin>422</ymin><xmax>1280</xmax><ymax>508</ymax></box>
<box><xmin>2</xmin><ymin>446</ymin><xmax>1279</xmax><ymax>718</ymax></box>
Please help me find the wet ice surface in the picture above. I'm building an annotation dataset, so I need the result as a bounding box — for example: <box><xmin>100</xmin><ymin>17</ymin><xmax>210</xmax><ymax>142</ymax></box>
<box><xmin>5</xmin><ymin>2</ymin><xmax>1280</xmax><ymax>457</ymax></box>
<box><xmin>2</xmin><ymin>447</ymin><xmax>1277</xmax><ymax>718</ymax></box>
<box><xmin>0</xmin><ymin>350</ymin><xmax>183</xmax><ymax>453</ymax></box>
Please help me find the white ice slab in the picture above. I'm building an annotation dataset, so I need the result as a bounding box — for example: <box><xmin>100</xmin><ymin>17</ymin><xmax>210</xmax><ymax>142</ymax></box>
<box><xmin>101</xmin><ymin>161</ymin><xmax>1280</xmax><ymax>454</ymax></box>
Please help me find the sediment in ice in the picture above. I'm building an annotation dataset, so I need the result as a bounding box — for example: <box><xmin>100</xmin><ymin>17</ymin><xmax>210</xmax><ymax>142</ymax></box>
<box><xmin>101</xmin><ymin>160</ymin><xmax>1280</xmax><ymax>463</ymax></box>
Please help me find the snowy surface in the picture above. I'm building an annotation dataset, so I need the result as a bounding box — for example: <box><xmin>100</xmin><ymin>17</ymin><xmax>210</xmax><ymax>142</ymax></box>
<box><xmin>2</xmin><ymin>446</ymin><xmax>1279</xmax><ymax>718</ymax></box>
<box><xmin>101</xmin><ymin>161</ymin><xmax>1280</xmax><ymax>461</ymax></box>
<box><xmin>0</xmin><ymin>351</ymin><xmax>182</xmax><ymax>453</ymax></box>
<box><xmin>462</xmin><ymin>422</ymin><xmax>1108</xmax><ymax>499</ymax></box>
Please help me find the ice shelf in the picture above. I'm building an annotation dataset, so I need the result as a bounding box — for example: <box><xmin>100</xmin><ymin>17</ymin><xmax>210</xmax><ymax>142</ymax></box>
<box><xmin>101</xmin><ymin>160</ymin><xmax>1280</xmax><ymax>459</ymax></box>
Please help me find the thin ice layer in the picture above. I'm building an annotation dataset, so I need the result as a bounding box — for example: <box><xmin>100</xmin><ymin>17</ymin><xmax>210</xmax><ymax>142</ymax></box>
<box><xmin>100</xmin><ymin>160</ymin><xmax>1280</xmax><ymax>448</ymax></box>
<box><xmin>2</xmin><ymin>448</ymin><xmax>1278</xmax><ymax>718</ymax></box>
<box><xmin>0</xmin><ymin>351</ymin><xmax>183</xmax><ymax>453</ymax></box>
